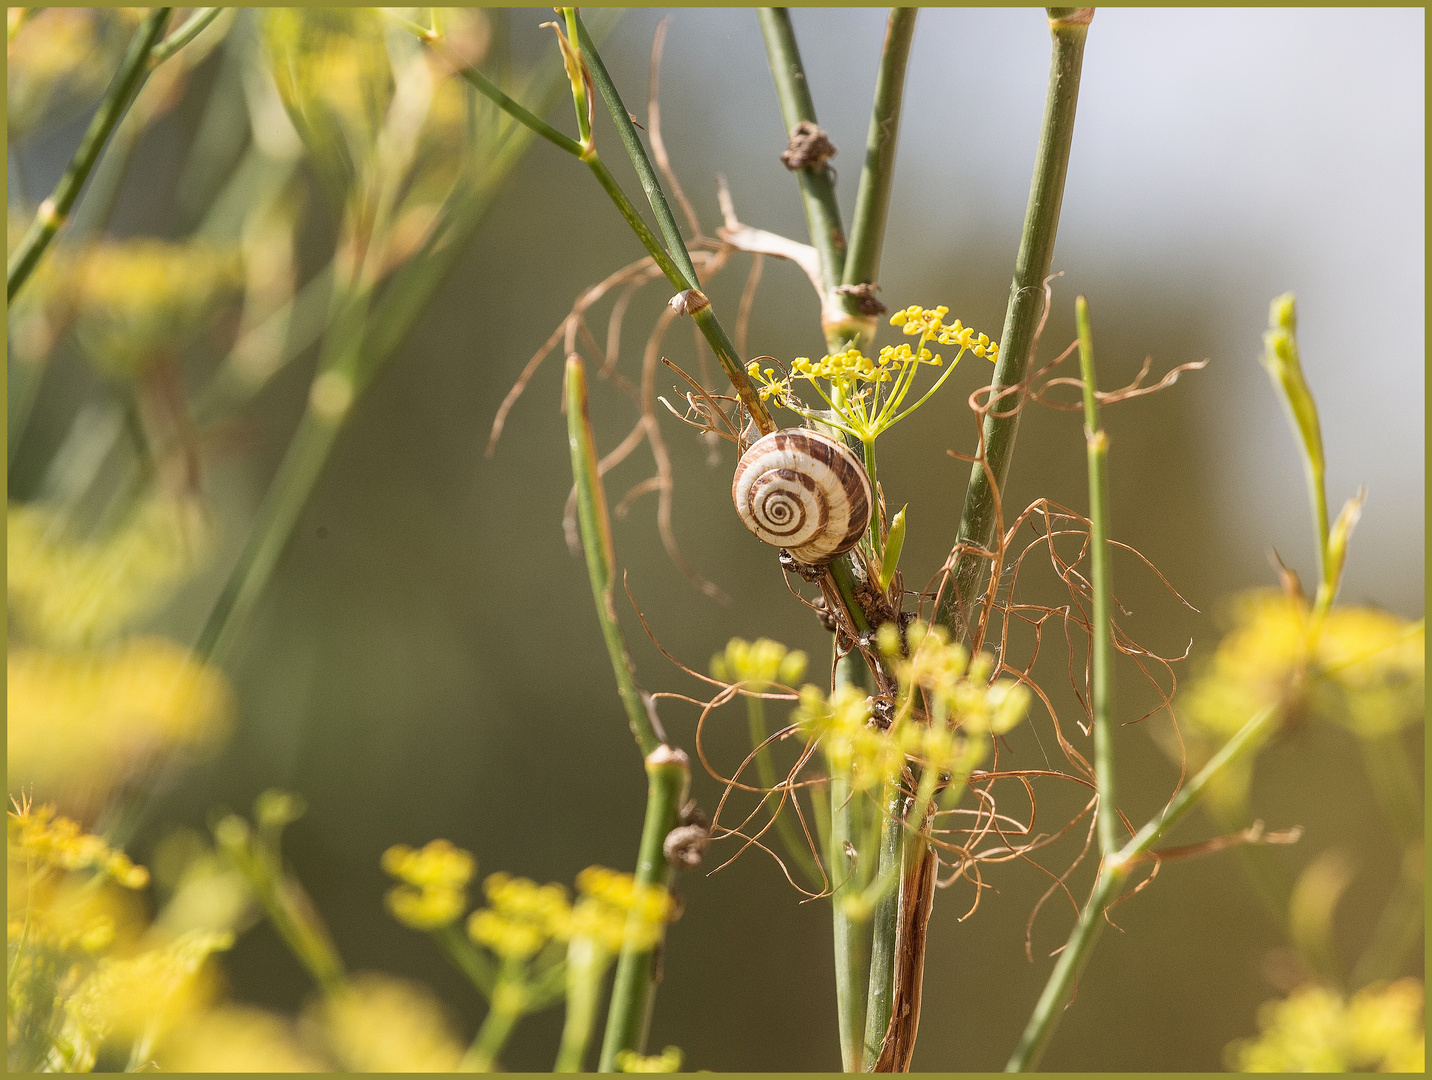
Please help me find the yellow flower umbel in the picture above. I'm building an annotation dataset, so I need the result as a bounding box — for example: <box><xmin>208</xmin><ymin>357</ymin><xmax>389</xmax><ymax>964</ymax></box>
<box><xmin>8</xmin><ymin>493</ymin><xmax>212</xmax><ymax>647</ymax></box>
<box><xmin>8</xmin><ymin>801</ymin><xmax>233</xmax><ymax>1072</ymax></box>
<box><xmin>70</xmin><ymin>239</ymin><xmax>243</xmax><ymax>379</ymax></box>
<box><xmin>1226</xmin><ymin>978</ymin><xmax>1425</xmax><ymax>1072</ymax></box>
<box><xmin>747</xmin><ymin>305</ymin><xmax>998</xmax><ymax>444</ymax></box>
<box><xmin>1183</xmin><ymin>589</ymin><xmax>1425</xmax><ymax>741</ymax></box>
<box><xmin>304</xmin><ymin>972</ymin><xmax>467</xmax><ymax>1073</ymax></box>
<box><xmin>8</xmin><ymin>637</ymin><xmax>233</xmax><ymax>813</ymax></box>
<box><xmin>382</xmin><ymin>839</ymin><xmax>476</xmax><ymax>931</ymax></box>
<box><xmin>711</xmin><ymin>637</ymin><xmax>808</xmax><ymax>690</ymax></box>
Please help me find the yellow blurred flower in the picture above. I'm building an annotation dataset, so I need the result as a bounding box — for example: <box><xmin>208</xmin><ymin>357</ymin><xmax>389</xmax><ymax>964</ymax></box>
<box><xmin>303</xmin><ymin>973</ymin><xmax>466</xmax><ymax>1072</ymax></box>
<box><xmin>1226</xmin><ymin>978</ymin><xmax>1425</xmax><ymax>1072</ymax></box>
<box><xmin>8</xmin><ymin>494</ymin><xmax>211</xmax><ymax>647</ymax></box>
<box><xmin>8</xmin><ymin>638</ymin><xmax>233</xmax><ymax>810</ymax></box>
<box><xmin>156</xmin><ymin>1004</ymin><xmax>330</xmax><ymax>1072</ymax></box>
<box><xmin>59</xmin><ymin>929</ymin><xmax>233</xmax><ymax>1068</ymax></box>
<box><xmin>69</xmin><ymin>239</ymin><xmax>242</xmax><ymax>378</ymax></box>
<box><xmin>1183</xmin><ymin>590</ymin><xmax>1424</xmax><ymax>740</ymax></box>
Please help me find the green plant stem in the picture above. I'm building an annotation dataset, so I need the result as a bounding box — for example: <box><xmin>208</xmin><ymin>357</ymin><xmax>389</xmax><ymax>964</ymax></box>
<box><xmin>7</xmin><ymin>7</ymin><xmax>173</xmax><ymax>302</ymax></box>
<box><xmin>757</xmin><ymin>8</ymin><xmax>847</xmax><ymax>299</ymax></box>
<box><xmin>746</xmin><ymin>695</ymin><xmax>825</xmax><ymax>889</ymax></box>
<box><xmin>463</xmin><ymin>965</ymin><xmax>525</xmax><ymax>1072</ymax></box>
<box><xmin>1006</xmin><ymin>699</ymin><xmax>1281</xmax><ymax>1072</ymax></box>
<box><xmin>597</xmin><ymin>747</ymin><xmax>690</xmax><ymax>1072</ymax></box>
<box><xmin>434</xmin><ymin>923</ymin><xmax>498</xmax><ymax>998</ymax></box>
<box><xmin>150</xmin><ymin>6</ymin><xmax>224</xmax><ymax>62</ymax></box>
<box><xmin>557</xmin><ymin>938</ymin><xmax>606</xmax><ymax>1072</ymax></box>
<box><xmin>842</xmin><ymin>7</ymin><xmax>918</xmax><ymax>294</ymax></box>
<box><xmin>195</xmin><ymin>284</ymin><xmax>367</xmax><ymax>665</ymax></box>
<box><xmin>942</xmin><ymin>7</ymin><xmax>1091</xmax><ymax>643</ymax></box>
<box><xmin>830</xmin><ymin>648</ymin><xmax>869</xmax><ymax>1072</ymax></box>
<box><xmin>861</xmin><ymin>783</ymin><xmax>905</xmax><ymax>1070</ymax></box>
<box><xmin>567</xmin><ymin>357</ymin><xmax>663</xmax><ymax>757</ymax></box>
<box><xmin>1352</xmin><ymin>844</ymin><xmax>1424</xmax><ymax>988</ymax></box>
<box><xmin>1076</xmin><ymin>297</ymin><xmax>1118</xmax><ymax>858</ymax></box>
<box><xmin>1351</xmin><ymin>731</ymin><xmax>1424</xmax><ymax>987</ymax></box>
<box><xmin>571</xmin><ymin>9</ymin><xmax>775</xmax><ymax>435</ymax></box>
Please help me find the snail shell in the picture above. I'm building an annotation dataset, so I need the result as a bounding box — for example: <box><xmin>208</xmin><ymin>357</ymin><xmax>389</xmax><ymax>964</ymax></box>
<box><xmin>732</xmin><ymin>429</ymin><xmax>873</xmax><ymax>565</ymax></box>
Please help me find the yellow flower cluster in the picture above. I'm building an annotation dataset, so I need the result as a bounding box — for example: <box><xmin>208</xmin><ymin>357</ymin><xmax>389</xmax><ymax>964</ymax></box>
<box><xmin>463</xmin><ymin>865</ymin><xmax>673</xmax><ymax>961</ymax></box>
<box><xmin>70</xmin><ymin>240</ymin><xmax>243</xmax><ymax>378</ymax></box>
<box><xmin>891</xmin><ymin>305</ymin><xmax>999</xmax><ymax>360</ymax></box>
<box><xmin>877</xmin><ymin>621</ymin><xmax>1030</xmax><ymax>736</ymax></box>
<box><xmin>750</xmin><ymin>304</ymin><xmax>1000</xmax><ymax>446</ymax></box>
<box><xmin>468</xmin><ymin>871</ymin><xmax>572</xmax><ymax>960</ymax></box>
<box><xmin>8</xmin><ymin>803</ymin><xmax>149</xmax><ymax>889</ymax></box>
<box><xmin>8</xmin><ymin>637</ymin><xmax>233</xmax><ymax>809</ymax></box>
<box><xmin>1183</xmin><ymin>590</ymin><xmax>1424</xmax><ymax>740</ymax></box>
<box><xmin>1226</xmin><ymin>978</ymin><xmax>1424</xmax><ymax>1072</ymax></box>
<box><xmin>382</xmin><ymin>839</ymin><xmax>476</xmax><ymax>931</ymax></box>
<box><xmin>307</xmin><ymin>973</ymin><xmax>467</xmax><ymax>1072</ymax></box>
<box><xmin>790</xmin><ymin>621</ymin><xmax>1028</xmax><ymax>794</ymax></box>
<box><xmin>792</xmin><ymin>684</ymin><xmax>895</xmax><ymax>792</ymax></box>
<box><xmin>60</xmin><ymin>929</ymin><xmax>234</xmax><ymax>1064</ymax></box>
<box><xmin>8</xmin><ymin>494</ymin><xmax>211</xmax><ymax>647</ymax></box>
<box><xmin>710</xmin><ymin>637</ymin><xmax>808</xmax><ymax>688</ymax></box>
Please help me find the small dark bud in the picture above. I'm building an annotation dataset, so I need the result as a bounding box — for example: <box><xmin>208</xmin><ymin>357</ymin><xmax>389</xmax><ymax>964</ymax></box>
<box><xmin>780</xmin><ymin>121</ymin><xmax>837</xmax><ymax>171</ymax></box>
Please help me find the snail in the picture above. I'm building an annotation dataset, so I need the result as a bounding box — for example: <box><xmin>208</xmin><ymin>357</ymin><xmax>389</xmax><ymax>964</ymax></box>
<box><xmin>732</xmin><ymin>429</ymin><xmax>873</xmax><ymax>565</ymax></box>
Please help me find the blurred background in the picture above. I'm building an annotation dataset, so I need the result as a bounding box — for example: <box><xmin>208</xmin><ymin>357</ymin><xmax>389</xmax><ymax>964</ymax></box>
<box><xmin>7</xmin><ymin>7</ymin><xmax>1423</xmax><ymax>1072</ymax></box>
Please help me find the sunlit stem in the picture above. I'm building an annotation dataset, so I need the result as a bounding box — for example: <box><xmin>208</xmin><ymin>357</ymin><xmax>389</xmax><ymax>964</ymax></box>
<box><xmin>1006</xmin><ymin>700</ymin><xmax>1280</xmax><ymax>1071</ymax></box>
<box><xmin>1076</xmin><ymin>297</ymin><xmax>1118</xmax><ymax>859</ymax></box>
<box><xmin>830</xmin><ymin>649</ymin><xmax>870</xmax><ymax>1072</ymax></box>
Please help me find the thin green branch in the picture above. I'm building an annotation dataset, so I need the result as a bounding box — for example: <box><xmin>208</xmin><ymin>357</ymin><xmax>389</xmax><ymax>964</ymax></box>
<box><xmin>150</xmin><ymin>6</ymin><xmax>224</xmax><ymax>63</ymax></box>
<box><xmin>757</xmin><ymin>8</ymin><xmax>847</xmax><ymax>299</ymax></box>
<box><xmin>462</xmin><ymin>961</ymin><xmax>525</xmax><ymax>1072</ymax></box>
<box><xmin>570</xmin><ymin>9</ymin><xmax>775</xmax><ymax>435</ymax></box>
<box><xmin>556</xmin><ymin>938</ymin><xmax>605</xmax><ymax>1072</ymax></box>
<box><xmin>567</xmin><ymin>356</ymin><xmax>664</xmax><ymax>757</ymax></box>
<box><xmin>597</xmin><ymin>747</ymin><xmax>690</xmax><ymax>1072</ymax></box>
<box><xmin>1076</xmin><ymin>297</ymin><xmax>1118</xmax><ymax>858</ymax></box>
<box><xmin>942</xmin><ymin>7</ymin><xmax>1091</xmax><ymax>642</ymax></box>
<box><xmin>7</xmin><ymin>7</ymin><xmax>173</xmax><ymax>302</ymax></box>
<box><xmin>843</xmin><ymin>8</ymin><xmax>918</xmax><ymax>293</ymax></box>
<box><xmin>1006</xmin><ymin>700</ymin><xmax>1281</xmax><ymax>1072</ymax></box>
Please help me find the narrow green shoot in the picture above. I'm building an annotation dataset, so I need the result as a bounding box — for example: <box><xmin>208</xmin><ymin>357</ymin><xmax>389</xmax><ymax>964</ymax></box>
<box><xmin>1005</xmin><ymin>700</ymin><xmax>1282</xmax><ymax>1071</ymax></box>
<box><xmin>566</xmin><ymin>357</ymin><xmax>663</xmax><ymax>758</ymax></box>
<box><xmin>829</xmin><ymin>649</ymin><xmax>870</xmax><ymax>1072</ymax></box>
<box><xmin>943</xmin><ymin>7</ymin><xmax>1091</xmax><ymax>642</ymax></box>
<box><xmin>1076</xmin><ymin>297</ymin><xmax>1118</xmax><ymax>859</ymax></box>
<box><xmin>843</xmin><ymin>8</ymin><xmax>918</xmax><ymax>297</ymax></box>
<box><xmin>7</xmin><ymin>8</ymin><xmax>174</xmax><ymax>302</ymax></box>
<box><xmin>150</xmin><ymin>6</ymin><xmax>226</xmax><ymax>63</ymax></box>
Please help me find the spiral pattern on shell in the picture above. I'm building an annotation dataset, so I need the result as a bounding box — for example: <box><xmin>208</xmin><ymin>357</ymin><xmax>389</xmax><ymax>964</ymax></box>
<box><xmin>732</xmin><ymin>429</ymin><xmax>873</xmax><ymax>565</ymax></box>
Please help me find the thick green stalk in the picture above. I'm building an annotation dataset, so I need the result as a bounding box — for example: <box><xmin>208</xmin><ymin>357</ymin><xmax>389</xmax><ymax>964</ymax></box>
<box><xmin>1006</xmin><ymin>700</ymin><xmax>1281</xmax><ymax>1071</ymax></box>
<box><xmin>567</xmin><ymin>357</ymin><xmax>663</xmax><ymax>757</ymax></box>
<box><xmin>942</xmin><ymin>7</ymin><xmax>1091</xmax><ymax>642</ymax></box>
<box><xmin>7</xmin><ymin>7</ymin><xmax>173</xmax><ymax>302</ymax></box>
<box><xmin>842</xmin><ymin>8</ymin><xmax>918</xmax><ymax>293</ymax></box>
<box><xmin>757</xmin><ymin>8</ymin><xmax>847</xmax><ymax>298</ymax></box>
<box><xmin>597</xmin><ymin>747</ymin><xmax>690</xmax><ymax>1071</ymax></box>
<box><xmin>1076</xmin><ymin>297</ymin><xmax>1118</xmax><ymax>858</ymax></box>
<box><xmin>861</xmin><ymin>784</ymin><xmax>905</xmax><ymax>1070</ymax></box>
<box><xmin>830</xmin><ymin>649</ymin><xmax>870</xmax><ymax>1072</ymax></box>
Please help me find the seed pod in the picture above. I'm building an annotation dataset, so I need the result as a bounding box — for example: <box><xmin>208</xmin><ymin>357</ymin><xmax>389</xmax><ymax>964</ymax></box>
<box><xmin>732</xmin><ymin>429</ymin><xmax>872</xmax><ymax>564</ymax></box>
